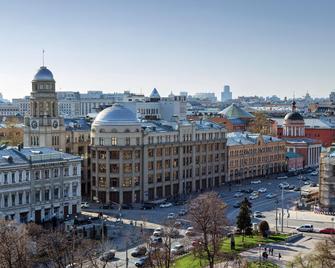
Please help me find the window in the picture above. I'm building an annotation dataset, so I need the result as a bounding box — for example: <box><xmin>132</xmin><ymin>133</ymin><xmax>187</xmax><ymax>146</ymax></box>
<box><xmin>64</xmin><ymin>167</ymin><xmax>69</xmax><ymax>176</ymax></box>
<box><xmin>122</xmin><ymin>177</ymin><xmax>132</xmax><ymax>187</ymax></box>
<box><xmin>54</xmin><ymin>187</ymin><xmax>59</xmax><ymax>199</ymax></box>
<box><xmin>110</xmin><ymin>151</ymin><xmax>120</xmax><ymax>160</ymax></box>
<box><xmin>136</xmin><ymin>137</ymin><xmax>140</xmax><ymax>145</ymax></box>
<box><xmin>134</xmin><ymin>176</ymin><xmax>140</xmax><ymax>186</ymax></box>
<box><xmin>18</xmin><ymin>193</ymin><xmax>23</xmax><ymax>205</ymax></box>
<box><xmin>98</xmin><ymin>177</ymin><xmax>106</xmax><ymax>188</ymax></box>
<box><xmin>135</xmin><ymin>163</ymin><xmax>140</xmax><ymax>172</ymax></box>
<box><xmin>110</xmin><ymin>177</ymin><xmax>119</xmax><ymax>187</ymax></box>
<box><xmin>98</xmin><ymin>151</ymin><xmax>107</xmax><ymax>159</ymax></box>
<box><xmin>35</xmin><ymin>171</ymin><xmax>40</xmax><ymax>180</ymax></box>
<box><xmin>110</xmin><ymin>164</ymin><xmax>119</xmax><ymax>173</ymax></box>
<box><xmin>99</xmin><ymin>137</ymin><xmax>104</xmax><ymax>146</ymax></box>
<box><xmin>25</xmin><ymin>171</ymin><xmax>29</xmax><ymax>181</ymax></box>
<box><xmin>123</xmin><ymin>150</ymin><xmax>132</xmax><ymax>160</ymax></box>
<box><xmin>45</xmin><ymin>189</ymin><xmax>50</xmax><ymax>201</ymax></box>
<box><xmin>156</xmin><ymin>160</ymin><xmax>162</xmax><ymax>169</ymax></box>
<box><xmin>25</xmin><ymin>192</ymin><xmax>29</xmax><ymax>204</ymax></box>
<box><xmin>11</xmin><ymin>173</ymin><xmax>15</xmax><ymax>183</ymax></box>
<box><xmin>148</xmin><ymin>161</ymin><xmax>154</xmax><ymax>170</ymax></box>
<box><xmin>148</xmin><ymin>149</ymin><xmax>154</xmax><ymax>157</ymax></box>
<box><xmin>111</xmin><ymin>137</ymin><xmax>117</xmax><ymax>145</ymax></box>
<box><xmin>44</xmin><ymin>170</ymin><xmax>50</xmax><ymax>179</ymax></box>
<box><xmin>35</xmin><ymin>190</ymin><xmax>40</xmax><ymax>202</ymax></box>
<box><xmin>123</xmin><ymin>163</ymin><xmax>132</xmax><ymax>173</ymax></box>
<box><xmin>156</xmin><ymin>148</ymin><xmax>163</xmax><ymax>157</ymax></box>
<box><xmin>4</xmin><ymin>195</ymin><xmax>8</xmax><ymax>207</ymax></box>
<box><xmin>53</xmin><ymin>168</ymin><xmax>59</xmax><ymax>177</ymax></box>
<box><xmin>125</xmin><ymin>137</ymin><xmax>131</xmax><ymax>145</ymax></box>
<box><xmin>73</xmin><ymin>166</ymin><xmax>78</xmax><ymax>176</ymax></box>
<box><xmin>72</xmin><ymin>183</ymin><xmax>78</xmax><ymax>196</ymax></box>
<box><xmin>135</xmin><ymin>150</ymin><xmax>141</xmax><ymax>159</ymax></box>
<box><xmin>63</xmin><ymin>186</ymin><xmax>69</xmax><ymax>198</ymax></box>
<box><xmin>4</xmin><ymin>173</ymin><xmax>8</xmax><ymax>184</ymax></box>
<box><xmin>19</xmin><ymin>172</ymin><xmax>22</xmax><ymax>182</ymax></box>
<box><xmin>98</xmin><ymin>164</ymin><xmax>106</xmax><ymax>173</ymax></box>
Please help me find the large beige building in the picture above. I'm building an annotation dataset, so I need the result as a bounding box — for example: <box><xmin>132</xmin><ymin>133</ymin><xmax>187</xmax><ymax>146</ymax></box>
<box><xmin>227</xmin><ymin>132</ymin><xmax>287</xmax><ymax>182</ymax></box>
<box><xmin>319</xmin><ymin>151</ymin><xmax>335</xmax><ymax>212</ymax></box>
<box><xmin>90</xmin><ymin>104</ymin><xmax>227</xmax><ymax>204</ymax></box>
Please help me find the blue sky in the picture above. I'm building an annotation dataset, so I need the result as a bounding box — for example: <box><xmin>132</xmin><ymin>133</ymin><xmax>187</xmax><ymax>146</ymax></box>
<box><xmin>0</xmin><ymin>0</ymin><xmax>334</xmax><ymax>100</ymax></box>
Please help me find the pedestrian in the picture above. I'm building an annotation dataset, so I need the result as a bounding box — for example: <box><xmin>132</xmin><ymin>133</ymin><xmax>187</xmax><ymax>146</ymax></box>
<box><xmin>272</xmin><ymin>248</ymin><xmax>274</xmax><ymax>256</ymax></box>
<box><xmin>278</xmin><ymin>253</ymin><xmax>282</xmax><ymax>260</ymax></box>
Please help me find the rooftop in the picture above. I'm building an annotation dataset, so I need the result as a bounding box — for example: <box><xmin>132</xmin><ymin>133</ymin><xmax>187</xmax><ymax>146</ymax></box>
<box><xmin>272</xmin><ymin>118</ymin><xmax>334</xmax><ymax>129</ymax></box>
<box><xmin>219</xmin><ymin>103</ymin><xmax>255</xmax><ymax>119</ymax></box>
<box><xmin>227</xmin><ymin>132</ymin><xmax>282</xmax><ymax>146</ymax></box>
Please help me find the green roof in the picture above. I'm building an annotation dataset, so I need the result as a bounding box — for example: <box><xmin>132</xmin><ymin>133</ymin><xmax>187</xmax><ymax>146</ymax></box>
<box><xmin>219</xmin><ymin>103</ymin><xmax>255</xmax><ymax>119</ymax></box>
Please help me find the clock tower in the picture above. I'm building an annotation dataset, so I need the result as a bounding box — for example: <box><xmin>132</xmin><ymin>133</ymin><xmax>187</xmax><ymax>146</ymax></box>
<box><xmin>24</xmin><ymin>66</ymin><xmax>66</xmax><ymax>150</ymax></box>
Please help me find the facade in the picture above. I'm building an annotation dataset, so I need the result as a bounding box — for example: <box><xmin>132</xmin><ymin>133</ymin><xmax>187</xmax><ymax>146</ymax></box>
<box><xmin>0</xmin><ymin>103</ymin><xmax>19</xmax><ymax>116</ymax></box>
<box><xmin>286</xmin><ymin>152</ymin><xmax>304</xmax><ymax>171</ymax></box>
<box><xmin>12</xmin><ymin>96</ymin><xmax>30</xmax><ymax>116</ymax></box>
<box><xmin>319</xmin><ymin>151</ymin><xmax>335</xmax><ymax>212</ymax></box>
<box><xmin>23</xmin><ymin>66</ymin><xmax>66</xmax><ymax>150</ymax></box>
<box><xmin>90</xmin><ymin>104</ymin><xmax>227</xmax><ymax>204</ymax></box>
<box><xmin>221</xmin><ymin>85</ymin><xmax>232</xmax><ymax>103</ymax></box>
<box><xmin>193</xmin><ymin>92</ymin><xmax>217</xmax><ymax>102</ymax></box>
<box><xmin>0</xmin><ymin>147</ymin><xmax>81</xmax><ymax>223</ymax></box>
<box><xmin>227</xmin><ymin>132</ymin><xmax>286</xmax><ymax>182</ymax></box>
<box><xmin>57</xmin><ymin>91</ymin><xmax>81</xmax><ymax>118</ymax></box>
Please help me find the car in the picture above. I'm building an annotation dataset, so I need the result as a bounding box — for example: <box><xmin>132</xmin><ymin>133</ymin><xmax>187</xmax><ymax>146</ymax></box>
<box><xmin>233</xmin><ymin>202</ymin><xmax>241</xmax><ymax>208</ymax></box>
<box><xmin>191</xmin><ymin>239</ymin><xmax>200</xmax><ymax>247</ymax></box>
<box><xmin>131</xmin><ymin>246</ymin><xmax>147</xmax><ymax>257</ymax></box>
<box><xmin>253</xmin><ymin>211</ymin><xmax>264</xmax><ymax>218</ymax></box>
<box><xmin>302</xmin><ymin>177</ymin><xmax>309</xmax><ymax>181</ymax></box>
<box><xmin>266</xmin><ymin>193</ymin><xmax>277</xmax><ymax>199</ymax></box>
<box><xmin>100</xmin><ymin>250</ymin><xmax>116</xmax><ymax>262</ymax></box>
<box><xmin>80</xmin><ymin>202</ymin><xmax>89</xmax><ymax>208</ymax></box>
<box><xmin>319</xmin><ymin>228</ymin><xmax>335</xmax><ymax>234</ymax></box>
<box><xmin>304</xmin><ymin>181</ymin><xmax>311</xmax><ymax>185</ymax></box>
<box><xmin>310</xmin><ymin>171</ymin><xmax>318</xmax><ymax>176</ymax></box>
<box><xmin>167</xmin><ymin>229</ymin><xmax>179</xmax><ymax>238</ymax></box>
<box><xmin>279</xmin><ymin>182</ymin><xmax>289</xmax><ymax>189</ymax></box>
<box><xmin>296</xmin><ymin>224</ymin><xmax>314</xmax><ymax>232</ymax></box>
<box><xmin>294</xmin><ymin>186</ymin><xmax>301</xmax><ymax>191</ymax></box>
<box><xmin>277</xmin><ymin>176</ymin><xmax>288</xmax><ymax>180</ymax></box>
<box><xmin>135</xmin><ymin>256</ymin><xmax>150</xmax><ymax>267</ymax></box>
<box><xmin>121</xmin><ymin>204</ymin><xmax>133</xmax><ymax>209</ymax></box>
<box><xmin>178</xmin><ymin>209</ymin><xmax>187</xmax><ymax>216</ymax></box>
<box><xmin>171</xmin><ymin>244</ymin><xmax>185</xmax><ymax>255</ymax></box>
<box><xmin>258</xmin><ymin>188</ymin><xmax>267</xmax><ymax>193</ymax></box>
<box><xmin>234</xmin><ymin>192</ymin><xmax>243</xmax><ymax>198</ymax></box>
<box><xmin>185</xmin><ymin>227</ymin><xmax>195</xmax><ymax>236</ymax></box>
<box><xmin>251</xmin><ymin>180</ymin><xmax>261</xmax><ymax>184</ymax></box>
<box><xmin>100</xmin><ymin>204</ymin><xmax>112</xmax><ymax>209</ymax></box>
<box><xmin>141</xmin><ymin>203</ymin><xmax>155</xmax><ymax>210</ymax></box>
<box><xmin>174</xmin><ymin>221</ymin><xmax>182</xmax><ymax>228</ymax></box>
<box><xmin>251</xmin><ymin>191</ymin><xmax>259</xmax><ymax>196</ymax></box>
<box><xmin>288</xmin><ymin>185</ymin><xmax>295</xmax><ymax>190</ymax></box>
<box><xmin>310</xmin><ymin>183</ymin><xmax>317</xmax><ymax>187</ymax></box>
<box><xmin>150</xmin><ymin>236</ymin><xmax>163</xmax><ymax>246</ymax></box>
<box><xmin>160</xmin><ymin>202</ymin><xmax>173</xmax><ymax>208</ymax></box>
<box><xmin>167</xmin><ymin>213</ymin><xmax>176</xmax><ymax>219</ymax></box>
<box><xmin>249</xmin><ymin>195</ymin><xmax>258</xmax><ymax>200</ymax></box>
<box><xmin>153</xmin><ymin>229</ymin><xmax>163</xmax><ymax>237</ymax></box>
<box><xmin>65</xmin><ymin>263</ymin><xmax>79</xmax><ymax>268</ymax></box>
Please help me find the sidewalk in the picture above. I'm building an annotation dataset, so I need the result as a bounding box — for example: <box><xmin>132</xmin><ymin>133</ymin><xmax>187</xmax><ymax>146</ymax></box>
<box><xmin>288</xmin><ymin>209</ymin><xmax>335</xmax><ymax>223</ymax></box>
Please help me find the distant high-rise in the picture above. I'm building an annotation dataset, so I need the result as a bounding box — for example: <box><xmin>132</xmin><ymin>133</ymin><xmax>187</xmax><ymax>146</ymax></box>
<box><xmin>221</xmin><ymin>85</ymin><xmax>232</xmax><ymax>102</ymax></box>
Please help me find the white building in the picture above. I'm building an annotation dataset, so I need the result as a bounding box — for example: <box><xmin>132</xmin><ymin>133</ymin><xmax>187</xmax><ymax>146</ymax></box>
<box><xmin>221</xmin><ymin>85</ymin><xmax>232</xmax><ymax>102</ymax></box>
<box><xmin>12</xmin><ymin>96</ymin><xmax>30</xmax><ymax>116</ymax></box>
<box><xmin>0</xmin><ymin>146</ymin><xmax>81</xmax><ymax>223</ymax></box>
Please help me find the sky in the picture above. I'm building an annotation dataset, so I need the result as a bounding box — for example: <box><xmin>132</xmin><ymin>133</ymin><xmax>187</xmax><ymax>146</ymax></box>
<box><xmin>0</xmin><ymin>0</ymin><xmax>334</xmax><ymax>100</ymax></box>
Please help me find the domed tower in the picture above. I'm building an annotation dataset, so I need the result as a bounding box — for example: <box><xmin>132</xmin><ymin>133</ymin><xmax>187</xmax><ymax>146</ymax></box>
<box><xmin>24</xmin><ymin>66</ymin><xmax>66</xmax><ymax>150</ymax></box>
<box><xmin>283</xmin><ymin>101</ymin><xmax>305</xmax><ymax>137</ymax></box>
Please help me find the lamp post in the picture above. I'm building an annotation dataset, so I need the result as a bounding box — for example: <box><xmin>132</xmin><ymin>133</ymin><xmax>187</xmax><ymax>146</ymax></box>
<box><xmin>275</xmin><ymin>199</ymin><xmax>279</xmax><ymax>233</ymax></box>
<box><xmin>281</xmin><ymin>186</ymin><xmax>284</xmax><ymax>233</ymax></box>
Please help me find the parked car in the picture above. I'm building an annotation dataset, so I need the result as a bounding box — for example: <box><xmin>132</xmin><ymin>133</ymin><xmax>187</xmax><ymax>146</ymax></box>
<box><xmin>167</xmin><ymin>229</ymin><xmax>179</xmax><ymax>238</ymax></box>
<box><xmin>251</xmin><ymin>191</ymin><xmax>259</xmax><ymax>196</ymax></box>
<box><xmin>296</xmin><ymin>224</ymin><xmax>314</xmax><ymax>232</ymax></box>
<box><xmin>258</xmin><ymin>188</ymin><xmax>267</xmax><ymax>193</ymax></box>
<box><xmin>234</xmin><ymin>192</ymin><xmax>243</xmax><ymax>198</ymax></box>
<box><xmin>253</xmin><ymin>211</ymin><xmax>264</xmax><ymax>218</ymax></box>
<box><xmin>80</xmin><ymin>202</ymin><xmax>89</xmax><ymax>208</ymax></box>
<box><xmin>277</xmin><ymin>176</ymin><xmax>288</xmax><ymax>180</ymax></box>
<box><xmin>141</xmin><ymin>203</ymin><xmax>155</xmax><ymax>210</ymax></box>
<box><xmin>319</xmin><ymin>228</ymin><xmax>335</xmax><ymax>234</ymax></box>
<box><xmin>167</xmin><ymin>213</ymin><xmax>176</xmax><ymax>219</ymax></box>
<box><xmin>160</xmin><ymin>202</ymin><xmax>173</xmax><ymax>208</ymax></box>
<box><xmin>171</xmin><ymin>244</ymin><xmax>185</xmax><ymax>255</ymax></box>
<box><xmin>66</xmin><ymin>263</ymin><xmax>79</xmax><ymax>268</ymax></box>
<box><xmin>310</xmin><ymin>183</ymin><xmax>317</xmax><ymax>187</ymax></box>
<box><xmin>310</xmin><ymin>171</ymin><xmax>318</xmax><ymax>176</ymax></box>
<box><xmin>153</xmin><ymin>228</ymin><xmax>164</xmax><ymax>237</ymax></box>
<box><xmin>135</xmin><ymin>256</ymin><xmax>150</xmax><ymax>267</ymax></box>
<box><xmin>249</xmin><ymin>195</ymin><xmax>258</xmax><ymax>200</ymax></box>
<box><xmin>304</xmin><ymin>181</ymin><xmax>311</xmax><ymax>185</ymax></box>
<box><xmin>100</xmin><ymin>204</ymin><xmax>112</xmax><ymax>209</ymax></box>
<box><xmin>150</xmin><ymin>236</ymin><xmax>163</xmax><ymax>246</ymax></box>
<box><xmin>251</xmin><ymin>180</ymin><xmax>261</xmax><ymax>184</ymax></box>
<box><xmin>121</xmin><ymin>204</ymin><xmax>133</xmax><ymax>209</ymax></box>
<box><xmin>131</xmin><ymin>246</ymin><xmax>147</xmax><ymax>257</ymax></box>
<box><xmin>174</xmin><ymin>221</ymin><xmax>182</xmax><ymax>228</ymax></box>
<box><xmin>233</xmin><ymin>202</ymin><xmax>241</xmax><ymax>208</ymax></box>
<box><xmin>266</xmin><ymin>193</ymin><xmax>277</xmax><ymax>199</ymax></box>
<box><xmin>185</xmin><ymin>227</ymin><xmax>194</xmax><ymax>236</ymax></box>
<box><xmin>100</xmin><ymin>250</ymin><xmax>116</xmax><ymax>262</ymax></box>
<box><xmin>279</xmin><ymin>182</ymin><xmax>289</xmax><ymax>189</ymax></box>
<box><xmin>178</xmin><ymin>209</ymin><xmax>187</xmax><ymax>216</ymax></box>
<box><xmin>294</xmin><ymin>186</ymin><xmax>301</xmax><ymax>191</ymax></box>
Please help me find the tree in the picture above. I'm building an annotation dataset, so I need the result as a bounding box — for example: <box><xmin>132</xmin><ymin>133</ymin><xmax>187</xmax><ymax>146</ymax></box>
<box><xmin>1</xmin><ymin>117</ymin><xmax>23</xmax><ymax>146</ymax></box>
<box><xmin>258</xmin><ymin>221</ymin><xmax>270</xmax><ymax>238</ymax></box>
<box><xmin>187</xmin><ymin>192</ymin><xmax>228</xmax><ymax>268</ymax></box>
<box><xmin>248</xmin><ymin>112</ymin><xmax>272</xmax><ymax>135</ymax></box>
<box><xmin>236</xmin><ymin>198</ymin><xmax>252</xmax><ymax>242</ymax></box>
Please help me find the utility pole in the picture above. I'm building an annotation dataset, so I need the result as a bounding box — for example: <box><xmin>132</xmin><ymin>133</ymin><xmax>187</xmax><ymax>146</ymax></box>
<box><xmin>126</xmin><ymin>241</ymin><xmax>129</xmax><ymax>268</ymax></box>
<box><xmin>275</xmin><ymin>199</ymin><xmax>278</xmax><ymax>233</ymax></box>
<box><xmin>281</xmin><ymin>187</ymin><xmax>284</xmax><ymax>233</ymax></box>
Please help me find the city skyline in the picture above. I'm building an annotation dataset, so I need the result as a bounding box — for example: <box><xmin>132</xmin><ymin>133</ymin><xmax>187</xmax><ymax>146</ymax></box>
<box><xmin>1</xmin><ymin>0</ymin><xmax>335</xmax><ymax>100</ymax></box>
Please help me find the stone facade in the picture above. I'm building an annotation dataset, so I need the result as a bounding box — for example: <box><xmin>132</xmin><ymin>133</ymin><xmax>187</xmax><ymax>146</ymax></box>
<box><xmin>319</xmin><ymin>151</ymin><xmax>335</xmax><ymax>212</ymax></box>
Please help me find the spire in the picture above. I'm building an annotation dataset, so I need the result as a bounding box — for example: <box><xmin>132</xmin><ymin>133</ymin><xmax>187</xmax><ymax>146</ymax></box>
<box><xmin>292</xmin><ymin>100</ymin><xmax>296</xmax><ymax>112</ymax></box>
<box><xmin>42</xmin><ymin>49</ymin><xmax>45</xmax><ymax>67</ymax></box>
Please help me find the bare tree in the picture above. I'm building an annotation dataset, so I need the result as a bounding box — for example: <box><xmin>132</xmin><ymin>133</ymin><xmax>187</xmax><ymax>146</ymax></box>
<box><xmin>187</xmin><ymin>192</ymin><xmax>228</xmax><ymax>268</ymax></box>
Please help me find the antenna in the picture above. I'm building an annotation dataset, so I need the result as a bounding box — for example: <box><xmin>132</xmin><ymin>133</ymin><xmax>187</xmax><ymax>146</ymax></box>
<box><xmin>42</xmin><ymin>49</ymin><xmax>45</xmax><ymax>66</ymax></box>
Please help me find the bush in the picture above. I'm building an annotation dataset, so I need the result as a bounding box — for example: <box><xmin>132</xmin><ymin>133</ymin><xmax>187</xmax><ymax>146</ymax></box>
<box><xmin>258</xmin><ymin>221</ymin><xmax>270</xmax><ymax>238</ymax></box>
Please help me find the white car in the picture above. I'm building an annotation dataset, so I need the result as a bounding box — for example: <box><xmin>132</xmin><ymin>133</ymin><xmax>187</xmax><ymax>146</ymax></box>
<box><xmin>153</xmin><ymin>228</ymin><xmax>164</xmax><ymax>237</ymax></box>
<box><xmin>310</xmin><ymin>171</ymin><xmax>318</xmax><ymax>176</ymax></box>
<box><xmin>185</xmin><ymin>227</ymin><xmax>194</xmax><ymax>236</ymax></box>
<box><xmin>258</xmin><ymin>188</ymin><xmax>267</xmax><ymax>193</ymax></box>
<box><xmin>160</xmin><ymin>202</ymin><xmax>173</xmax><ymax>208</ymax></box>
<box><xmin>234</xmin><ymin>192</ymin><xmax>243</xmax><ymax>198</ymax></box>
<box><xmin>167</xmin><ymin>213</ymin><xmax>176</xmax><ymax>219</ymax></box>
<box><xmin>266</xmin><ymin>193</ymin><xmax>277</xmax><ymax>199</ymax></box>
<box><xmin>171</xmin><ymin>244</ymin><xmax>185</xmax><ymax>255</ymax></box>
<box><xmin>279</xmin><ymin>182</ymin><xmax>289</xmax><ymax>189</ymax></box>
<box><xmin>249</xmin><ymin>195</ymin><xmax>258</xmax><ymax>200</ymax></box>
<box><xmin>81</xmin><ymin>202</ymin><xmax>89</xmax><ymax>208</ymax></box>
<box><xmin>251</xmin><ymin>180</ymin><xmax>261</xmax><ymax>184</ymax></box>
<box><xmin>296</xmin><ymin>224</ymin><xmax>314</xmax><ymax>232</ymax></box>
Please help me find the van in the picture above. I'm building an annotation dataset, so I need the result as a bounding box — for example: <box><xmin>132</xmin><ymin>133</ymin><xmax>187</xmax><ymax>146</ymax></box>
<box><xmin>296</xmin><ymin>224</ymin><xmax>313</xmax><ymax>232</ymax></box>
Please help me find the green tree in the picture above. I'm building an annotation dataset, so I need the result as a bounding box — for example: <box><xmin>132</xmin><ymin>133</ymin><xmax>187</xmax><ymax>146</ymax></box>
<box><xmin>258</xmin><ymin>221</ymin><xmax>270</xmax><ymax>238</ymax></box>
<box><xmin>236</xmin><ymin>198</ymin><xmax>252</xmax><ymax>242</ymax></box>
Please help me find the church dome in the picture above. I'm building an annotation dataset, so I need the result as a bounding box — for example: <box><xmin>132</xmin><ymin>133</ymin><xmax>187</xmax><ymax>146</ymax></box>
<box><xmin>284</xmin><ymin>112</ymin><xmax>304</xmax><ymax>121</ymax></box>
<box><xmin>33</xmin><ymin>66</ymin><xmax>55</xmax><ymax>81</ymax></box>
<box><xmin>93</xmin><ymin>104</ymin><xmax>139</xmax><ymax>126</ymax></box>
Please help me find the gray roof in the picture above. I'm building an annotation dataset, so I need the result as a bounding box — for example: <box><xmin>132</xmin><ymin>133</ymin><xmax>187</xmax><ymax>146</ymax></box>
<box><xmin>272</xmin><ymin>118</ymin><xmax>334</xmax><ymax>129</ymax></box>
<box><xmin>33</xmin><ymin>66</ymin><xmax>55</xmax><ymax>82</ymax></box>
<box><xmin>227</xmin><ymin>132</ymin><xmax>282</xmax><ymax>146</ymax></box>
<box><xmin>219</xmin><ymin>104</ymin><xmax>255</xmax><ymax>119</ymax></box>
<box><xmin>93</xmin><ymin>104</ymin><xmax>139</xmax><ymax>126</ymax></box>
<box><xmin>150</xmin><ymin>88</ymin><xmax>161</xmax><ymax>99</ymax></box>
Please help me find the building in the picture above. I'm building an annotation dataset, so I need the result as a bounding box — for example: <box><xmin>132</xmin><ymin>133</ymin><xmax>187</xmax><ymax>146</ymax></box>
<box><xmin>12</xmin><ymin>96</ymin><xmax>30</xmax><ymax>116</ymax></box>
<box><xmin>23</xmin><ymin>66</ymin><xmax>66</xmax><ymax>150</ymax></box>
<box><xmin>273</xmin><ymin>117</ymin><xmax>335</xmax><ymax>147</ymax></box>
<box><xmin>319</xmin><ymin>150</ymin><xmax>335</xmax><ymax>212</ymax></box>
<box><xmin>221</xmin><ymin>85</ymin><xmax>232</xmax><ymax>103</ymax></box>
<box><xmin>0</xmin><ymin>103</ymin><xmax>19</xmax><ymax>116</ymax></box>
<box><xmin>0</xmin><ymin>146</ymin><xmax>81</xmax><ymax>223</ymax></box>
<box><xmin>193</xmin><ymin>92</ymin><xmax>217</xmax><ymax>102</ymax></box>
<box><xmin>226</xmin><ymin>132</ymin><xmax>286</xmax><ymax>182</ymax></box>
<box><xmin>90</xmin><ymin>103</ymin><xmax>227</xmax><ymax>204</ymax></box>
<box><xmin>211</xmin><ymin>103</ymin><xmax>255</xmax><ymax>132</ymax></box>
<box><xmin>277</xmin><ymin>101</ymin><xmax>322</xmax><ymax>168</ymax></box>
<box><xmin>57</xmin><ymin>91</ymin><xmax>81</xmax><ymax>118</ymax></box>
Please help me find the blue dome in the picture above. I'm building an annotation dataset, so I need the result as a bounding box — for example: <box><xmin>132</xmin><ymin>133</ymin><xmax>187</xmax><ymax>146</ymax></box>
<box><xmin>93</xmin><ymin>104</ymin><xmax>139</xmax><ymax>126</ymax></box>
<box><xmin>33</xmin><ymin>66</ymin><xmax>54</xmax><ymax>81</ymax></box>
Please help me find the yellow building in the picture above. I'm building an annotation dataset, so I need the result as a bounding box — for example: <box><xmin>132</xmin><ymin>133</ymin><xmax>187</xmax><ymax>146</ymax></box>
<box><xmin>227</xmin><ymin>132</ymin><xmax>286</xmax><ymax>182</ymax></box>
